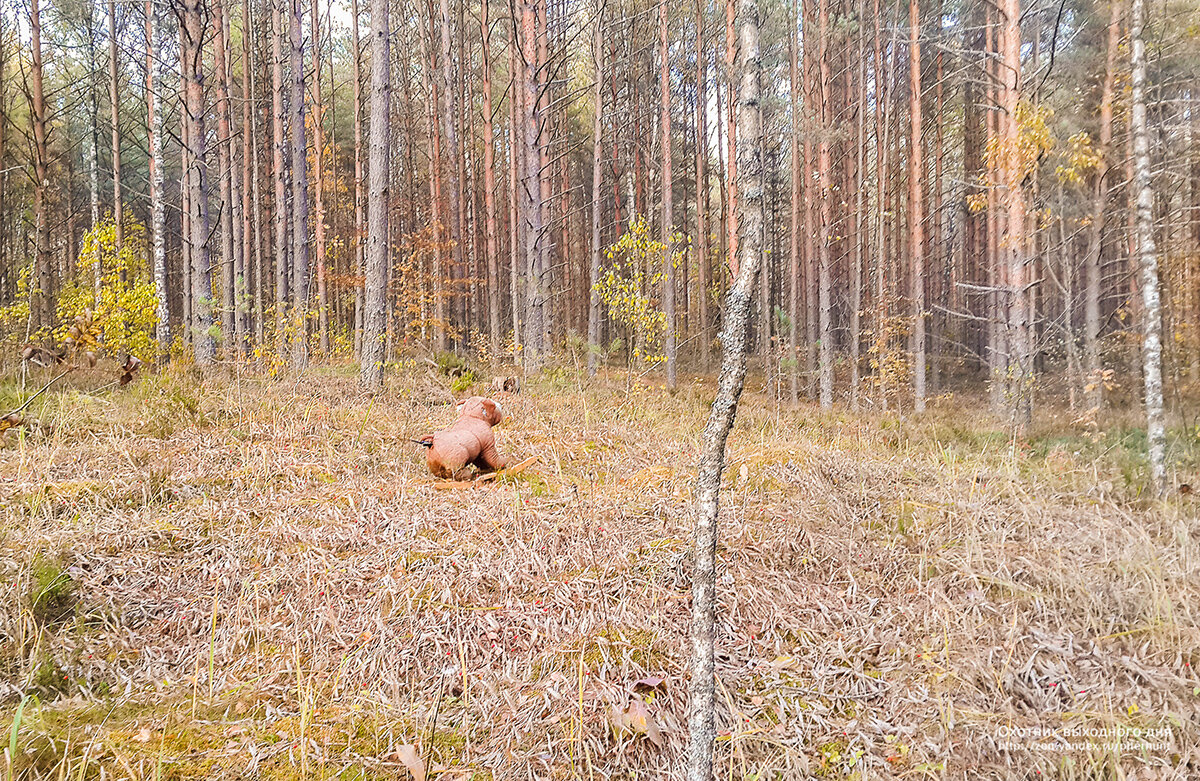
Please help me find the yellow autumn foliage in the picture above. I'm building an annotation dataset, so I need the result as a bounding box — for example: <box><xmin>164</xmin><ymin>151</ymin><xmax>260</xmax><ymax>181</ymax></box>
<box><xmin>56</xmin><ymin>217</ymin><xmax>158</xmax><ymax>360</ymax></box>
<box><xmin>594</xmin><ymin>216</ymin><xmax>684</xmax><ymax>368</ymax></box>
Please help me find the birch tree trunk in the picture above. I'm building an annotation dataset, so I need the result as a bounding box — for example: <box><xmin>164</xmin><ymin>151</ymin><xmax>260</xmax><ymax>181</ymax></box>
<box><xmin>361</xmin><ymin>0</ymin><xmax>391</xmax><ymax>387</ymax></box>
<box><xmin>1130</xmin><ymin>0</ymin><xmax>1166</xmax><ymax>495</ymax></box>
<box><xmin>686</xmin><ymin>0</ymin><xmax>763</xmax><ymax>773</ymax></box>
<box><xmin>148</xmin><ymin>0</ymin><xmax>169</xmax><ymax>358</ymax></box>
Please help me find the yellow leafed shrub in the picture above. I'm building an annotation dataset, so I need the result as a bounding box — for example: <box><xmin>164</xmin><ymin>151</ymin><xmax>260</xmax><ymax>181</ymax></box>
<box><xmin>56</xmin><ymin>217</ymin><xmax>158</xmax><ymax>360</ymax></box>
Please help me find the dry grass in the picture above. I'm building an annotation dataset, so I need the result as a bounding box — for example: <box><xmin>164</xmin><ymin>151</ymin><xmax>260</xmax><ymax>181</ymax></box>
<box><xmin>1</xmin><ymin>361</ymin><xmax>1198</xmax><ymax>780</ymax></box>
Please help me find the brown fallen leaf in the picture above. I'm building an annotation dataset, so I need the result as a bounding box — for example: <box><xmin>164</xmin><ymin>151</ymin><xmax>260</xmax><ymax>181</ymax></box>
<box><xmin>395</xmin><ymin>744</ymin><xmax>425</xmax><ymax>781</ymax></box>
<box><xmin>610</xmin><ymin>696</ymin><xmax>664</xmax><ymax>747</ymax></box>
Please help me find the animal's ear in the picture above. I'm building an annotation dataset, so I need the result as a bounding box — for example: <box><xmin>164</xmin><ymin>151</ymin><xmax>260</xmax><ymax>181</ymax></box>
<box><xmin>484</xmin><ymin>399</ymin><xmax>503</xmax><ymax>424</ymax></box>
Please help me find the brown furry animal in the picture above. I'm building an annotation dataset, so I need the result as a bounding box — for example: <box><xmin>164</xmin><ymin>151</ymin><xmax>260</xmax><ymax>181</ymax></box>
<box><xmin>490</xmin><ymin>375</ymin><xmax>520</xmax><ymax>394</ymax></box>
<box><xmin>418</xmin><ymin>396</ymin><xmax>509</xmax><ymax>480</ymax></box>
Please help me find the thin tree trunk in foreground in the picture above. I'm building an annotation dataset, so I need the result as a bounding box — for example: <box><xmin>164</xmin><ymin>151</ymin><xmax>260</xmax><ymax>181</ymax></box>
<box><xmin>686</xmin><ymin>0</ymin><xmax>763</xmax><ymax>772</ymax></box>
<box><xmin>360</xmin><ymin>0</ymin><xmax>391</xmax><ymax>387</ymax></box>
<box><xmin>1130</xmin><ymin>0</ymin><xmax>1165</xmax><ymax>495</ymax></box>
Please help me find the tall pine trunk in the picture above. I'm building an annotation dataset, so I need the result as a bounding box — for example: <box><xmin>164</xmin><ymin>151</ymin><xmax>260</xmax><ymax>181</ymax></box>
<box><xmin>272</xmin><ymin>0</ymin><xmax>290</xmax><ymax>358</ymax></box>
<box><xmin>213</xmin><ymin>0</ymin><xmax>238</xmax><ymax>353</ymax></box>
<box><xmin>694</xmin><ymin>0</ymin><xmax>711</xmax><ymax>368</ymax></box>
<box><xmin>289</xmin><ymin>0</ymin><xmax>312</xmax><ymax>368</ymax></box>
<box><xmin>88</xmin><ymin>6</ymin><xmax>101</xmax><ymax>296</ymax></box>
<box><xmin>30</xmin><ymin>0</ymin><xmax>51</xmax><ymax>332</ymax></box>
<box><xmin>108</xmin><ymin>0</ymin><xmax>124</xmax><ymax>257</ymax></box>
<box><xmin>312</xmin><ymin>0</ymin><xmax>330</xmax><ymax>353</ymax></box>
<box><xmin>242</xmin><ymin>0</ymin><xmax>258</xmax><ymax>352</ymax></box>
<box><xmin>787</xmin><ymin>0</ymin><xmax>800</xmax><ymax>403</ymax></box>
<box><xmin>1085</xmin><ymin>0</ymin><xmax>1120</xmax><ymax>411</ymax></box>
<box><xmin>660</xmin><ymin>1</ymin><xmax>677</xmax><ymax>390</ymax></box>
<box><xmin>520</xmin><ymin>0</ymin><xmax>546</xmax><ymax>367</ymax></box>
<box><xmin>909</xmin><ymin>0</ymin><xmax>926</xmax><ymax>411</ymax></box>
<box><xmin>351</xmin><ymin>0</ymin><xmax>366</xmax><ymax>355</ymax></box>
<box><xmin>817</xmin><ymin>0</ymin><xmax>833</xmax><ymax>408</ymax></box>
<box><xmin>181</xmin><ymin>0</ymin><xmax>216</xmax><ymax>364</ymax></box>
<box><xmin>481</xmin><ymin>0</ymin><xmax>502</xmax><ymax>361</ymax></box>
<box><xmin>1000</xmin><ymin>0</ymin><xmax>1030</xmax><ymax>430</ymax></box>
<box><xmin>587</xmin><ymin>2</ymin><xmax>604</xmax><ymax>375</ymax></box>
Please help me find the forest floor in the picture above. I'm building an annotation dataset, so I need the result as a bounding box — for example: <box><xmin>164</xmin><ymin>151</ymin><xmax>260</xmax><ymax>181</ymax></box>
<box><xmin>1</xmin><ymin>361</ymin><xmax>1198</xmax><ymax>780</ymax></box>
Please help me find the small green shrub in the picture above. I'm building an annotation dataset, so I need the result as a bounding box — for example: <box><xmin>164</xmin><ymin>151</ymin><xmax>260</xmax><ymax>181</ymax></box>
<box><xmin>28</xmin><ymin>554</ymin><xmax>77</xmax><ymax>625</ymax></box>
